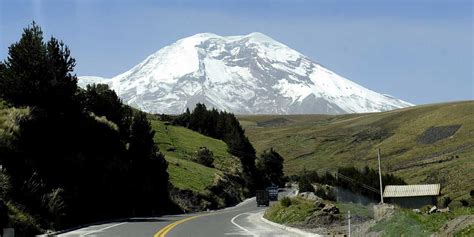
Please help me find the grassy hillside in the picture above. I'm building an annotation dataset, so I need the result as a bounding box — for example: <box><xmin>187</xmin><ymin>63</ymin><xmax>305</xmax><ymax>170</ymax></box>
<box><xmin>241</xmin><ymin>101</ymin><xmax>474</xmax><ymax>199</ymax></box>
<box><xmin>150</xmin><ymin>120</ymin><xmax>241</xmax><ymax>193</ymax></box>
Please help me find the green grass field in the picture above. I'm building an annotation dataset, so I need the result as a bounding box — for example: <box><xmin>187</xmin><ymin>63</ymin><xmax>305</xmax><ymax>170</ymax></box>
<box><xmin>370</xmin><ymin>206</ymin><xmax>474</xmax><ymax>236</ymax></box>
<box><xmin>241</xmin><ymin>101</ymin><xmax>474</xmax><ymax>199</ymax></box>
<box><xmin>456</xmin><ymin>224</ymin><xmax>474</xmax><ymax>237</ymax></box>
<box><xmin>150</xmin><ymin>120</ymin><xmax>240</xmax><ymax>193</ymax></box>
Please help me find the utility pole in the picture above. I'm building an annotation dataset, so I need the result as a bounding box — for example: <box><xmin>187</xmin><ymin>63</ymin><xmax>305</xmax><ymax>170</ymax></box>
<box><xmin>348</xmin><ymin>210</ymin><xmax>351</xmax><ymax>237</ymax></box>
<box><xmin>377</xmin><ymin>148</ymin><xmax>384</xmax><ymax>203</ymax></box>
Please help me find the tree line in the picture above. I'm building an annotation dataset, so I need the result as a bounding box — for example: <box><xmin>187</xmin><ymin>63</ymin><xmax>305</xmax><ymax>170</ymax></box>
<box><xmin>0</xmin><ymin>23</ymin><xmax>172</xmax><ymax>235</ymax></box>
<box><xmin>172</xmin><ymin>104</ymin><xmax>285</xmax><ymax>189</ymax></box>
<box><xmin>336</xmin><ymin>166</ymin><xmax>406</xmax><ymax>200</ymax></box>
<box><xmin>293</xmin><ymin>166</ymin><xmax>406</xmax><ymax>201</ymax></box>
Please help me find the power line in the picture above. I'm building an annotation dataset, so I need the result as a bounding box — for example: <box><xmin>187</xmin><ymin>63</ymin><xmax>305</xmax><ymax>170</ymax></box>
<box><xmin>336</xmin><ymin>172</ymin><xmax>380</xmax><ymax>194</ymax></box>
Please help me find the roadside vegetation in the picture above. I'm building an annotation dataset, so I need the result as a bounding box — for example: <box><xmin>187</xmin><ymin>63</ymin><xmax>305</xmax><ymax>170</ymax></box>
<box><xmin>266</xmin><ymin>165</ymin><xmax>474</xmax><ymax>236</ymax></box>
<box><xmin>455</xmin><ymin>224</ymin><xmax>474</xmax><ymax>237</ymax></box>
<box><xmin>370</xmin><ymin>206</ymin><xmax>474</xmax><ymax>236</ymax></box>
<box><xmin>264</xmin><ymin>197</ymin><xmax>315</xmax><ymax>224</ymax></box>
<box><xmin>265</xmin><ymin>193</ymin><xmax>375</xmax><ymax>236</ymax></box>
<box><xmin>265</xmin><ymin>187</ymin><xmax>474</xmax><ymax>236</ymax></box>
<box><xmin>0</xmin><ymin>23</ymin><xmax>171</xmax><ymax>236</ymax></box>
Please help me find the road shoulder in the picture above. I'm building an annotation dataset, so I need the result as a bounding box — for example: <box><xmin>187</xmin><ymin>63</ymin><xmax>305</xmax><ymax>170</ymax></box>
<box><xmin>259</xmin><ymin>212</ymin><xmax>321</xmax><ymax>237</ymax></box>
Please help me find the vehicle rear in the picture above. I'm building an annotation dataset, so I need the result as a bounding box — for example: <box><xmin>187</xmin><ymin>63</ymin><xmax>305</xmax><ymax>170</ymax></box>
<box><xmin>256</xmin><ymin>190</ymin><xmax>270</xmax><ymax>206</ymax></box>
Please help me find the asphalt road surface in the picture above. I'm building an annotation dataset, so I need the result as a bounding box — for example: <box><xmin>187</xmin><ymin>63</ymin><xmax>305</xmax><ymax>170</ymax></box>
<box><xmin>58</xmin><ymin>190</ymin><xmax>305</xmax><ymax>237</ymax></box>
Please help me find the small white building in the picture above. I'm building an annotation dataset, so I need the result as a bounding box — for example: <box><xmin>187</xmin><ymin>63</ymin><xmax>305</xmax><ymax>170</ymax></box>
<box><xmin>383</xmin><ymin>184</ymin><xmax>441</xmax><ymax>208</ymax></box>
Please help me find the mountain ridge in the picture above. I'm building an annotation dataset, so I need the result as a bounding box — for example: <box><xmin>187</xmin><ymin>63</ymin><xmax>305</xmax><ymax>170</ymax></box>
<box><xmin>79</xmin><ymin>32</ymin><xmax>413</xmax><ymax>114</ymax></box>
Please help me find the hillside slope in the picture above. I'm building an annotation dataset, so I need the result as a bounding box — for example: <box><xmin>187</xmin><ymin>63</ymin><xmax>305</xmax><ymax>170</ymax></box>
<box><xmin>151</xmin><ymin>120</ymin><xmax>241</xmax><ymax>192</ymax></box>
<box><xmin>150</xmin><ymin>119</ymin><xmax>246</xmax><ymax>210</ymax></box>
<box><xmin>241</xmin><ymin>101</ymin><xmax>474</xmax><ymax>199</ymax></box>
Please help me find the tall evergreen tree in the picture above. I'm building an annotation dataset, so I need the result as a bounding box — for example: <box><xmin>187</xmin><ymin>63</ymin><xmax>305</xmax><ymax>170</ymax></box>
<box><xmin>82</xmin><ymin>84</ymin><xmax>123</xmax><ymax>123</ymax></box>
<box><xmin>0</xmin><ymin>22</ymin><xmax>78</xmax><ymax>114</ymax></box>
<box><xmin>256</xmin><ymin>148</ymin><xmax>284</xmax><ymax>187</ymax></box>
<box><xmin>128</xmin><ymin>111</ymin><xmax>169</xmax><ymax>215</ymax></box>
<box><xmin>189</xmin><ymin>103</ymin><xmax>208</xmax><ymax>133</ymax></box>
<box><xmin>129</xmin><ymin>112</ymin><xmax>157</xmax><ymax>160</ymax></box>
<box><xmin>0</xmin><ymin>62</ymin><xmax>5</xmax><ymax>99</ymax></box>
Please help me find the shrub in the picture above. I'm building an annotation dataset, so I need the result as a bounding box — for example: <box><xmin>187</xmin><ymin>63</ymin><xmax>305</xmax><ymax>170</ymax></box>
<box><xmin>315</xmin><ymin>185</ymin><xmax>336</xmax><ymax>201</ymax></box>
<box><xmin>281</xmin><ymin>197</ymin><xmax>292</xmax><ymax>207</ymax></box>
<box><xmin>193</xmin><ymin>147</ymin><xmax>215</xmax><ymax>167</ymax></box>
<box><xmin>298</xmin><ymin>176</ymin><xmax>315</xmax><ymax>193</ymax></box>
<box><xmin>256</xmin><ymin>148</ymin><xmax>285</xmax><ymax>187</ymax></box>
<box><xmin>441</xmin><ymin>196</ymin><xmax>452</xmax><ymax>208</ymax></box>
<box><xmin>315</xmin><ymin>187</ymin><xmax>326</xmax><ymax>198</ymax></box>
<box><xmin>0</xmin><ymin>99</ymin><xmax>10</xmax><ymax>110</ymax></box>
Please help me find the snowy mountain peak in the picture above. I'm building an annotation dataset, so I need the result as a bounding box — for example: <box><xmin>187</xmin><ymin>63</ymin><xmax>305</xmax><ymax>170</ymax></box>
<box><xmin>79</xmin><ymin>32</ymin><xmax>413</xmax><ymax>115</ymax></box>
<box><xmin>186</xmin><ymin>32</ymin><xmax>278</xmax><ymax>43</ymax></box>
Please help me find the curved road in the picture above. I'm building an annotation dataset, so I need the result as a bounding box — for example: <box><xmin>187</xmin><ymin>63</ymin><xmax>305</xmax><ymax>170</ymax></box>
<box><xmin>58</xmin><ymin>191</ymin><xmax>306</xmax><ymax>237</ymax></box>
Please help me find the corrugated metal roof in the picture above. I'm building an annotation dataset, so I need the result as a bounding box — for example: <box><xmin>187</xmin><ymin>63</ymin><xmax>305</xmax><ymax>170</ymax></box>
<box><xmin>383</xmin><ymin>184</ymin><xmax>440</xmax><ymax>197</ymax></box>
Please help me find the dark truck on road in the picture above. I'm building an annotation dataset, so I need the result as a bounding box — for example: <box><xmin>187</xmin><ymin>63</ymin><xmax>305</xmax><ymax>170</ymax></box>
<box><xmin>256</xmin><ymin>190</ymin><xmax>270</xmax><ymax>206</ymax></box>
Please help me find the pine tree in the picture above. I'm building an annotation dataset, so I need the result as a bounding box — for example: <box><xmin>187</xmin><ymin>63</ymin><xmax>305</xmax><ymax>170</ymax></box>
<box><xmin>189</xmin><ymin>103</ymin><xmax>207</xmax><ymax>133</ymax></box>
<box><xmin>80</xmin><ymin>84</ymin><xmax>132</xmax><ymax>139</ymax></box>
<box><xmin>256</xmin><ymin>148</ymin><xmax>284</xmax><ymax>187</ymax></box>
<box><xmin>0</xmin><ymin>22</ymin><xmax>78</xmax><ymax>114</ymax></box>
<box><xmin>129</xmin><ymin>112</ymin><xmax>158</xmax><ymax>160</ymax></box>
<box><xmin>128</xmin><ymin>111</ymin><xmax>169</xmax><ymax>215</ymax></box>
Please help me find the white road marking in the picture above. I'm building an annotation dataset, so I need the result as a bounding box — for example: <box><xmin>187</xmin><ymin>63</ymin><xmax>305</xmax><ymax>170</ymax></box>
<box><xmin>231</xmin><ymin>213</ymin><xmax>258</xmax><ymax>236</ymax></box>
<box><xmin>80</xmin><ymin>222</ymin><xmax>126</xmax><ymax>236</ymax></box>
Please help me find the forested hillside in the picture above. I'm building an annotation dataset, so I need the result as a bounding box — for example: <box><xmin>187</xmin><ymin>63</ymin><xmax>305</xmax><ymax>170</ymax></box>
<box><xmin>0</xmin><ymin>23</ymin><xmax>171</xmax><ymax>236</ymax></box>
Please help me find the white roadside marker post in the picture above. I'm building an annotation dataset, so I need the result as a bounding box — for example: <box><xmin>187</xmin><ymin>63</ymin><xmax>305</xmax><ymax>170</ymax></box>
<box><xmin>348</xmin><ymin>210</ymin><xmax>351</xmax><ymax>237</ymax></box>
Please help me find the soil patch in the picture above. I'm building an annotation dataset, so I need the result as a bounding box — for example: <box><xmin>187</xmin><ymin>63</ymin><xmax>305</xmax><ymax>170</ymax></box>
<box><xmin>417</xmin><ymin>125</ymin><xmax>461</xmax><ymax>144</ymax></box>
<box><xmin>256</xmin><ymin>117</ymin><xmax>293</xmax><ymax>127</ymax></box>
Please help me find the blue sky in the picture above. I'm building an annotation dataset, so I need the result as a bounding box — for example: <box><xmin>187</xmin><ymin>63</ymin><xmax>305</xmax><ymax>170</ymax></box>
<box><xmin>0</xmin><ymin>0</ymin><xmax>472</xmax><ymax>104</ymax></box>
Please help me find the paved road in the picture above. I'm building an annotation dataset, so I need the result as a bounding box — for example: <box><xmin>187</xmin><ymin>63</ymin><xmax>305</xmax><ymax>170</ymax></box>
<box><xmin>58</xmin><ymin>190</ymin><xmax>306</xmax><ymax>237</ymax></box>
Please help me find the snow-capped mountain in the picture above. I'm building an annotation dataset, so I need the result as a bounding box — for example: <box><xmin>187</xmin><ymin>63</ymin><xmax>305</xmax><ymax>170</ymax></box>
<box><xmin>79</xmin><ymin>32</ymin><xmax>413</xmax><ymax>114</ymax></box>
